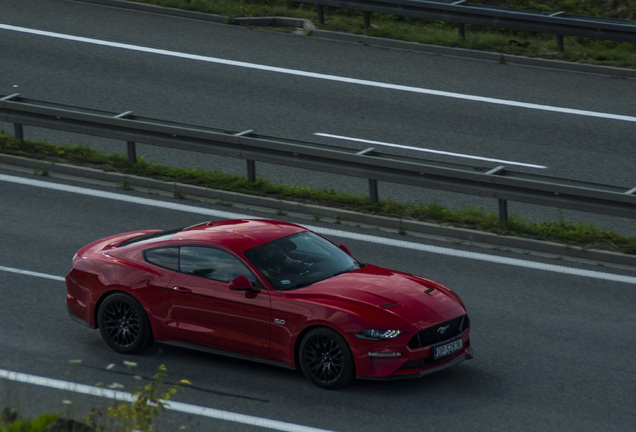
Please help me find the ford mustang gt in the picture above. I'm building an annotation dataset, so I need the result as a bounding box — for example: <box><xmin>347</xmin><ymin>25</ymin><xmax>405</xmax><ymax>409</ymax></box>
<box><xmin>66</xmin><ymin>219</ymin><xmax>472</xmax><ymax>389</ymax></box>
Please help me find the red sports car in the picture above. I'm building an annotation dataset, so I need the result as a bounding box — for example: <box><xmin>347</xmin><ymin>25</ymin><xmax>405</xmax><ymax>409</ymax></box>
<box><xmin>66</xmin><ymin>219</ymin><xmax>472</xmax><ymax>389</ymax></box>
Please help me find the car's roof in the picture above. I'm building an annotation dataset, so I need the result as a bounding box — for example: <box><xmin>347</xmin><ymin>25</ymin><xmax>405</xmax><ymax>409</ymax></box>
<box><xmin>168</xmin><ymin>219</ymin><xmax>307</xmax><ymax>252</ymax></box>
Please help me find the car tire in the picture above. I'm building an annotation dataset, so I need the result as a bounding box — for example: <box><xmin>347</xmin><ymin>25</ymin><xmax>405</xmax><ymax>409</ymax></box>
<box><xmin>97</xmin><ymin>293</ymin><xmax>153</xmax><ymax>354</ymax></box>
<box><xmin>299</xmin><ymin>327</ymin><xmax>355</xmax><ymax>389</ymax></box>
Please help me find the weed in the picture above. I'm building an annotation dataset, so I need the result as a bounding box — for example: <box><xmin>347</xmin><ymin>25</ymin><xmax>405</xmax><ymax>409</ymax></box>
<box><xmin>118</xmin><ymin>178</ymin><xmax>133</xmax><ymax>191</ymax></box>
<box><xmin>398</xmin><ymin>219</ymin><xmax>407</xmax><ymax>235</ymax></box>
<box><xmin>214</xmin><ymin>199</ymin><xmax>233</xmax><ymax>207</ymax></box>
<box><xmin>173</xmin><ymin>186</ymin><xmax>185</xmax><ymax>199</ymax></box>
<box><xmin>0</xmin><ymin>412</ymin><xmax>59</xmax><ymax>432</ymax></box>
<box><xmin>103</xmin><ymin>364</ymin><xmax>189</xmax><ymax>432</ymax></box>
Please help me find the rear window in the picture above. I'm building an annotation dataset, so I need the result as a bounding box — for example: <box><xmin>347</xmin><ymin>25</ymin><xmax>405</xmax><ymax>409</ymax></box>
<box><xmin>117</xmin><ymin>228</ymin><xmax>182</xmax><ymax>248</ymax></box>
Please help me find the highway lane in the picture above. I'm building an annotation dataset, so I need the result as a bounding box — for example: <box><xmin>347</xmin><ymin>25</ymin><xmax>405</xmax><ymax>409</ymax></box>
<box><xmin>1</xmin><ymin>0</ymin><xmax>635</xmax><ymax>207</ymax></box>
<box><xmin>1</xmin><ymin>168</ymin><xmax>635</xmax><ymax>431</ymax></box>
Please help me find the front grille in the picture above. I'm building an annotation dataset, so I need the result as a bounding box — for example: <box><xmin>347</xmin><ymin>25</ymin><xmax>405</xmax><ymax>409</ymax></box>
<box><xmin>406</xmin><ymin>314</ymin><xmax>469</xmax><ymax>350</ymax></box>
<box><xmin>400</xmin><ymin>338</ymin><xmax>471</xmax><ymax>370</ymax></box>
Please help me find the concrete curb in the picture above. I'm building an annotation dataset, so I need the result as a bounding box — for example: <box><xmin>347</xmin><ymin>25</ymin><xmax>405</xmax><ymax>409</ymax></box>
<box><xmin>2</xmin><ymin>153</ymin><xmax>634</xmax><ymax>268</ymax></box>
<box><xmin>233</xmin><ymin>17</ymin><xmax>315</xmax><ymax>33</ymax></box>
<box><xmin>73</xmin><ymin>0</ymin><xmax>635</xmax><ymax>79</ymax></box>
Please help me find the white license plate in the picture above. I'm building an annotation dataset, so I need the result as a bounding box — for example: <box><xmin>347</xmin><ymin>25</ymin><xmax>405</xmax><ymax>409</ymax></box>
<box><xmin>433</xmin><ymin>338</ymin><xmax>463</xmax><ymax>360</ymax></box>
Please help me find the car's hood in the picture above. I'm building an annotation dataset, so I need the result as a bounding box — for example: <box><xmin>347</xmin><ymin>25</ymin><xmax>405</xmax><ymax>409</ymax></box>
<box><xmin>284</xmin><ymin>264</ymin><xmax>464</xmax><ymax>326</ymax></box>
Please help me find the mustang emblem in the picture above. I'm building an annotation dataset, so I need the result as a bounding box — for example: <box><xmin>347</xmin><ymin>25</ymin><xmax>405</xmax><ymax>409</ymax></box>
<box><xmin>437</xmin><ymin>325</ymin><xmax>450</xmax><ymax>335</ymax></box>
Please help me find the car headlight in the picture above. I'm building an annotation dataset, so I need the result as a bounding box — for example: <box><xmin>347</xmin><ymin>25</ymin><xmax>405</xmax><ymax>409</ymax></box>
<box><xmin>355</xmin><ymin>329</ymin><xmax>401</xmax><ymax>341</ymax></box>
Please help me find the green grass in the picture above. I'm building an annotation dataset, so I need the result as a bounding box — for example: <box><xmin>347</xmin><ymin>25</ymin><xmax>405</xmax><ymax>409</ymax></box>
<box><xmin>0</xmin><ymin>411</ymin><xmax>58</xmax><ymax>432</ymax></box>
<box><xmin>0</xmin><ymin>364</ymin><xmax>189</xmax><ymax>432</ymax></box>
<box><xmin>1</xmin><ymin>132</ymin><xmax>634</xmax><ymax>254</ymax></box>
<box><xmin>127</xmin><ymin>0</ymin><xmax>636</xmax><ymax>68</ymax></box>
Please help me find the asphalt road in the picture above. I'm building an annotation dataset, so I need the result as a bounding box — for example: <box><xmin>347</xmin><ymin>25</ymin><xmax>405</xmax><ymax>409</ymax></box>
<box><xmin>1</xmin><ymin>166</ymin><xmax>635</xmax><ymax>431</ymax></box>
<box><xmin>1</xmin><ymin>0</ymin><xmax>635</xmax><ymax>233</ymax></box>
<box><xmin>0</xmin><ymin>3</ymin><xmax>635</xmax><ymax>430</ymax></box>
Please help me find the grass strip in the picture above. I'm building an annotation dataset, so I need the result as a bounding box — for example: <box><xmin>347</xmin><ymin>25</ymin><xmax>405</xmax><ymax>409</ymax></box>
<box><xmin>1</xmin><ymin>133</ymin><xmax>634</xmax><ymax>254</ymax></box>
<box><xmin>129</xmin><ymin>0</ymin><xmax>636</xmax><ymax>68</ymax></box>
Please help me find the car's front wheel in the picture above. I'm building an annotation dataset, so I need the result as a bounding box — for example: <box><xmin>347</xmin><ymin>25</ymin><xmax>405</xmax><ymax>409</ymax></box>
<box><xmin>97</xmin><ymin>293</ymin><xmax>153</xmax><ymax>353</ymax></box>
<box><xmin>299</xmin><ymin>328</ymin><xmax>355</xmax><ymax>389</ymax></box>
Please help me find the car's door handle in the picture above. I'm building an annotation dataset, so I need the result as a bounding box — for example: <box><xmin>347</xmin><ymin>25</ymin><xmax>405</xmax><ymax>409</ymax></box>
<box><xmin>172</xmin><ymin>286</ymin><xmax>192</xmax><ymax>294</ymax></box>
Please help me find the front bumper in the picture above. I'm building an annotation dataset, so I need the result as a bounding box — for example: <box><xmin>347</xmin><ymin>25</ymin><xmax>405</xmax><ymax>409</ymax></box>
<box><xmin>360</xmin><ymin>345</ymin><xmax>474</xmax><ymax>380</ymax></box>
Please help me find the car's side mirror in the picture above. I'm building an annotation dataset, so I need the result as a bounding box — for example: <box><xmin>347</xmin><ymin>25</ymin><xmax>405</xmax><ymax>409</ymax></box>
<box><xmin>229</xmin><ymin>275</ymin><xmax>259</xmax><ymax>292</ymax></box>
<box><xmin>339</xmin><ymin>243</ymin><xmax>352</xmax><ymax>256</ymax></box>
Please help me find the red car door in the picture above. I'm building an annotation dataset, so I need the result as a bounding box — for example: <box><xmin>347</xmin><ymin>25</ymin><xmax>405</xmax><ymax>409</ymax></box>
<box><xmin>168</xmin><ymin>246</ymin><xmax>271</xmax><ymax>358</ymax></box>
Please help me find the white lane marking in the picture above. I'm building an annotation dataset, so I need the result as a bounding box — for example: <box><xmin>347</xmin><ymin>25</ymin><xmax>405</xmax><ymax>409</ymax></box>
<box><xmin>0</xmin><ymin>265</ymin><xmax>66</xmax><ymax>282</ymax></box>
<box><xmin>1</xmin><ymin>24</ymin><xmax>635</xmax><ymax>123</ymax></box>
<box><xmin>1</xmin><ymin>173</ymin><xmax>635</xmax><ymax>285</ymax></box>
<box><xmin>315</xmin><ymin>132</ymin><xmax>548</xmax><ymax>169</ymax></box>
<box><xmin>0</xmin><ymin>368</ymin><xmax>337</xmax><ymax>432</ymax></box>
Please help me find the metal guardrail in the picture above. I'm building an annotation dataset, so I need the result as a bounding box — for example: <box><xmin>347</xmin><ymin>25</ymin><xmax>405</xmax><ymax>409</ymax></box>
<box><xmin>295</xmin><ymin>0</ymin><xmax>636</xmax><ymax>50</ymax></box>
<box><xmin>1</xmin><ymin>93</ymin><xmax>635</xmax><ymax>221</ymax></box>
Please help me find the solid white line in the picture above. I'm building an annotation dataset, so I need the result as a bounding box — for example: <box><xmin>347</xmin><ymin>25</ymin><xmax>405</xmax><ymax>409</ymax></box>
<box><xmin>0</xmin><ymin>265</ymin><xmax>66</xmax><ymax>282</ymax></box>
<box><xmin>1</xmin><ymin>23</ymin><xmax>635</xmax><ymax>123</ymax></box>
<box><xmin>315</xmin><ymin>132</ymin><xmax>548</xmax><ymax>169</ymax></box>
<box><xmin>1</xmin><ymin>173</ymin><xmax>635</xmax><ymax>285</ymax></box>
<box><xmin>0</xmin><ymin>368</ymin><xmax>337</xmax><ymax>432</ymax></box>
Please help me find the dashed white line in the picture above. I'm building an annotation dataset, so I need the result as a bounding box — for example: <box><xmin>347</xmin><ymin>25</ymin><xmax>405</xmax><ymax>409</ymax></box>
<box><xmin>1</xmin><ymin>24</ymin><xmax>635</xmax><ymax>123</ymax></box>
<box><xmin>0</xmin><ymin>265</ymin><xmax>65</xmax><ymax>282</ymax></box>
<box><xmin>315</xmin><ymin>132</ymin><xmax>548</xmax><ymax>169</ymax></box>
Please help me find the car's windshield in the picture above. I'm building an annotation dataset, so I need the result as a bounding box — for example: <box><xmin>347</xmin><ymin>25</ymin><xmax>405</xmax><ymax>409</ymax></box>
<box><xmin>244</xmin><ymin>232</ymin><xmax>361</xmax><ymax>290</ymax></box>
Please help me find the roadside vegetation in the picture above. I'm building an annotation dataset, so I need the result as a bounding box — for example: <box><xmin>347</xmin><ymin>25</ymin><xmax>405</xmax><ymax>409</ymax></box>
<box><xmin>1</xmin><ymin>133</ymin><xmax>634</xmax><ymax>254</ymax></box>
<box><xmin>0</xmin><ymin>363</ymin><xmax>189</xmax><ymax>432</ymax></box>
<box><xmin>130</xmin><ymin>0</ymin><xmax>636</xmax><ymax>68</ymax></box>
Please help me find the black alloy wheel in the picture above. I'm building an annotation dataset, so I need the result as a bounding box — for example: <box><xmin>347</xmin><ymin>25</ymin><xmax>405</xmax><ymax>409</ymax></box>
<box><xmin>97</xmin><ymin>293</ymin><xmax>153</xmax><ymax>353</ymax></box>
<box><xmin>299</xmin><ymin>328</ymin><xmax>355</xmax><ymax>389</ymax></box>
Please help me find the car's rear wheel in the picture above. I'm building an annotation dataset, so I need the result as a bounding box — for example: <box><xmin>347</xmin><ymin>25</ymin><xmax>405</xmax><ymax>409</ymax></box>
<box><xmin>299</xmin><ymin>328</ymin><xmax>355</xmax><ymax>389</ymax></box>
<box><xmin>97</xmin><ymin>293</ymin><xmax>153</xmax><ymax>353</ymax></box>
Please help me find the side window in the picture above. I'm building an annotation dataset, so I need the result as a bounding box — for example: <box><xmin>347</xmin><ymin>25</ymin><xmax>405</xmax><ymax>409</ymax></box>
<box><xmin>144</xmin><ymin>247</ymin><xmax>179</xmax><ymax>271</ymax></box>
<box><xmin>179</xmin><ymin>246</ymin><xmax>256</xmax><ymax>283</ymax></box>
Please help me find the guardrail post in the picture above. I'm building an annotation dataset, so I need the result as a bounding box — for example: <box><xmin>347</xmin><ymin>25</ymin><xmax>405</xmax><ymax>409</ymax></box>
<box><xmin>356</xmin><ymin>147</ymin><xmax>379</xmax><ymax>201</ymax></box>
<box><xmin>485</xmin><ymin>165</ymin><xmax>510</xmax><ymax>222</ymax></box>
<box><xmin>247</xmin><ymin>160</ymin><xmax>256</xmax><ymax>181</ymax></box>
<box><xmin>458</xmin><ymin>23</ymin><xmax>465</xmax><ymax>39</ymax></box>
<box><xmin>14</xmin><ymin>123</ymin><xmax>24</xmax><ymax>144</ymax></box>
<box><xmin>498</xmin><ymin>199</ymin><xmax>509</xmax><ymax>222</ymax></box>
<box><xmin>113</xmin><ymin>111</ymin><xmax>137</xmax><ymax>163</ymax></box>
<box><xmin>369</xmin><ymin>179</ymin><xmax>379</xmax><ymax>202</ymax></box>
<box><xmin>126</xmin><ymin>141</ymin><xmax>137</xmax><ymax>163</ymax></box>
<box><xmin>364</xmin><ymin>11</ymin><xmax>371</xmax><ymax>29</ymax></box>
<box><xmin>0</xmin><ymin>96</ymin><xmax>24</xmax><ymax>143</ymax></box>
<box><xmin>556</xmin><ymin>34</ymin><xmax>564</xmax><ymax>52</ymax></box>
<box><xmin>317</xmin><ymin>5</ymin><xmax>324</xmax><ymax>24</ymax></box>
<box><xmin>234</xmin><ymin>130</ymin><xmax>257</xmax><ymax>181</ymax></box>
